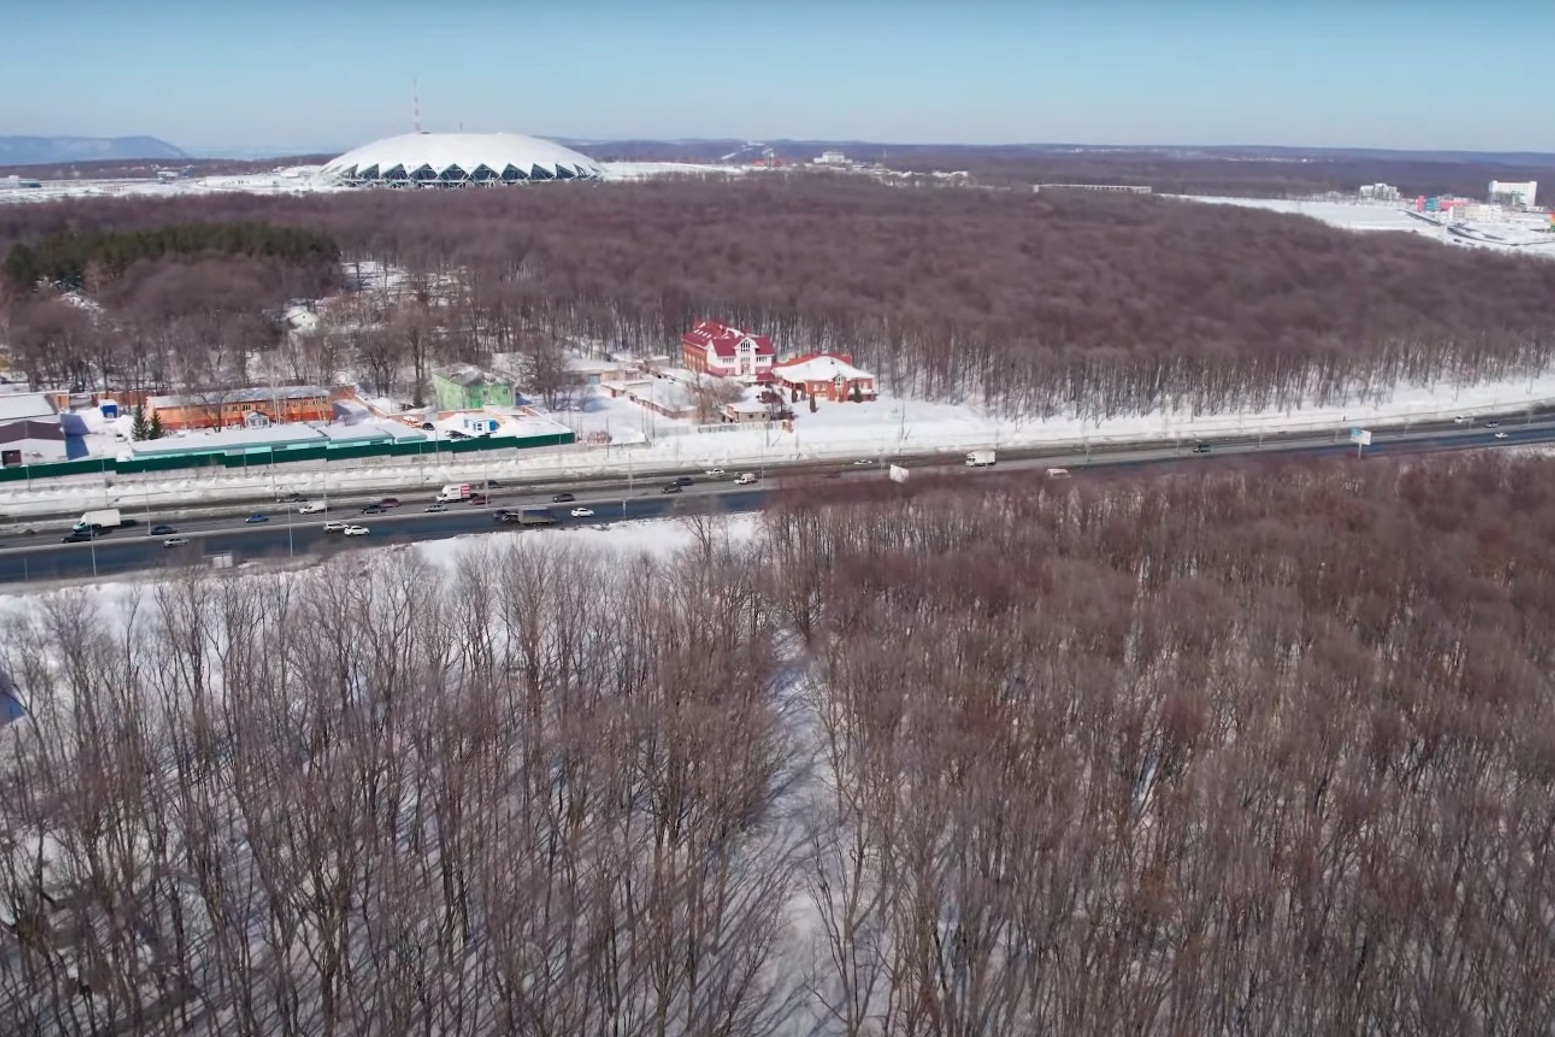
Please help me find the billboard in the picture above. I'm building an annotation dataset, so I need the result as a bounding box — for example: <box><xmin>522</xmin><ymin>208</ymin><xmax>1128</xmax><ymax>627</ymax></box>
<box><xmin>1349</xmin><ymin>428</ymin><xmax>1372</xmax><ymax>446</ymax></box>
<box><xmin>888</xmin><ymin>464</ymin><xmax>909</xmax><ymax>483</ymax></box>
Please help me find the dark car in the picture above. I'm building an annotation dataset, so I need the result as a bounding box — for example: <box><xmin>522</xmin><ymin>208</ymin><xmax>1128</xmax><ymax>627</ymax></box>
<box><xmin>551</xmin><ymin>493</ymin><xmax>576</xmax><ymax>504</ymax></box>
<box><xmin>468</xmin><ymin>493</ymin><xmax>488</xmax><ymax>505</ymax></box>
<box><xmin>661</xmin><ymin>484</ymin><xmax>683</xmax><ymax>494</ymax></box>
<box><xmin>1192</xmin><ymin>443</ymin><xmax>1211</xmax><ymax>454</ymax></box>
<box><xmin>62</xmin><ymin>530</ymin><xmax>98</xmax><ymax>543</ymax></box>
<box><xmin>150</xmin><ymin>524</ymin><xmax>177</xmax><ymax>536</ymax></box>
<box><xmin>360</xmin><ymin>504</ymin><xmax>386</xmax><ymax>515</ymax></box>
<box><xmin>284</xmin><ymin>493</ymin><xmax>307</xmax><ymax>503</ymax></box>
<box><xmin>245</xmin><ymin>513</ymin><xmax>269</xmax><ymax>523</ymax></box>
<box><xmin>674</xmin><ymin>476</ymin><xmax>694</xmax><ymax>486</ymax></box>
<box><xmin>379</xmin><ymin>497</ymin><xmax>401</xmax><ymax>508</ymax></box>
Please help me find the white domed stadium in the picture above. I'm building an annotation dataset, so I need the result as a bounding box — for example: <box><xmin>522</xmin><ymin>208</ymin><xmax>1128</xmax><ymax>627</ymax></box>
<box><xmin>318</xmin><ymin>131</ymin><xmax>605</xmax><ymax>187</ymax></box>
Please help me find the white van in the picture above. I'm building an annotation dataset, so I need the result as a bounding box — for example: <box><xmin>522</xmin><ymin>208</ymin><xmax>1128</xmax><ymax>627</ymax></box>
<box><xmin>734</xmin><ymin>473</ymin><xmax>759</xmax><ymax>485</ymax></box>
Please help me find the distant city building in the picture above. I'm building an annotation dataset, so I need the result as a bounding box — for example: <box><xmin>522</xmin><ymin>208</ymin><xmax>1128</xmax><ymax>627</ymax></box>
<box><xmin>0</xmin><ymin>175</ymin><xmax>42</xmax><ymax>190</ymax></box>
<box><xmin>1488</xmin><ymin>180</ymin><xmax>1537</xmax><ymax>208</ymax></box>
<box><xmin>681</xmin><ymin>320</ymin><xmax>776</xmax><ymax>381</ymax></box>
<box><xmin>814</xmin><ymin>150</ymin><xmax>849</xmax><ymax>165</ymax></box>
<box><xmin>432</xmin><ymin>364</ymin><xmax>515</xmax><ymax>411</ymax></box>
<box><xmin>1359</xmin><ymin>183</ymin><xmax>1399</xmax><ymax>201</ymax></box>
<box><xmin>1032</xmin><ymin>183</ymin><xmax>1152</xmax><ymax>194</ymax></box>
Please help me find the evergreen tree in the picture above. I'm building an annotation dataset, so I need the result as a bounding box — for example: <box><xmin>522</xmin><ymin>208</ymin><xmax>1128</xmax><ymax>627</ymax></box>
<box><xmin>148</xmin><ymin>412</ymin><xmax>165</xmax><ymax>440</ymax></box>
<box><xmin>850</xmin><ymin>381</ymin><xmax>864</xmax><ymax>403</ymax></box>
<box><xmin>130</xmin><ymin>403</ymin><xmax>149</xmax><ymax>441</ymax></box>
<box><xmin>809</xmin><ymin>392</ymin><xmax>818</xmax><ymax>414</ymax></box>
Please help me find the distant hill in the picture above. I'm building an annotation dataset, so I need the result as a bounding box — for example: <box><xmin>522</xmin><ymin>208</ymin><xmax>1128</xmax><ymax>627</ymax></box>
<box><xmin>0</xmin><ymin>135</ymin><xmax>187</xmax><ymax>167</ymax></box>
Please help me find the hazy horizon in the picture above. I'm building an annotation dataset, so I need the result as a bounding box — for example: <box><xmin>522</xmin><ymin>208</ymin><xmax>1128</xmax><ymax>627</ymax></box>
<box><xmin>4</xmin><ymin>0</ymin><xmax>1553</xmax><ymax>154</ymax></box>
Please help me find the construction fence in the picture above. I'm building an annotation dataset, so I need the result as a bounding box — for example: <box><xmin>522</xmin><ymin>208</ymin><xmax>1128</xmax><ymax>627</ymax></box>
<box><xmin>0</xmin><ymin>431</ymin><xmax>577</xmax><ymax>485</ymax></box>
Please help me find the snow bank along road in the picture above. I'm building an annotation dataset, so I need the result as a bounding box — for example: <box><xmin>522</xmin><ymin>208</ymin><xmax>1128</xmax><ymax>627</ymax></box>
<box><xmin>0</xmin><ymin>417</ymin><xmax>1544</xmax><ymax>586</ymax></box>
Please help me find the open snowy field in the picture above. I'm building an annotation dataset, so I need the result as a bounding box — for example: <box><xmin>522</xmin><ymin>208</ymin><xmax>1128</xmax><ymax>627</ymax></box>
<box><xmin>2</xmin><ymin>368</ymin><xmax>1554</xmax><ymax>522</ymax></box>
<box><xmin>1184</xmin><ymin>195</ymin><xmax>1555</xmax><ymax>257</ymax></box>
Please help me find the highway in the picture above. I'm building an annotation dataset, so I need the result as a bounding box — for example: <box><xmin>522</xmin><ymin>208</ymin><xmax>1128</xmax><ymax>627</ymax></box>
<box><xmin>0</xmin><ymin>415</ymin><xmax>1549</xmax><ymax>586</ymax></box>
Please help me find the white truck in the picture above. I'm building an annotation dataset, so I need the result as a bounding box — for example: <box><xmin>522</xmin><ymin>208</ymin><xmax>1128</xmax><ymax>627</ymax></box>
<box><xmin>734</xmin><ymin>472</ymin><xmax>760</xmax><ymax>485</ymax></box>
<box><xmin>437</xmin><ymin>483</ymin><xmax>472</xmax><ymax>503</ymax></box>
<box><xmin>74</xmin><ymin>508</ymin><xmax>122</xmax><ymax>532</ymax></box>
<box><xmin>965</xmin><ymin>449</ymin><xmax>997</xmax><ymax>468</ymax></box>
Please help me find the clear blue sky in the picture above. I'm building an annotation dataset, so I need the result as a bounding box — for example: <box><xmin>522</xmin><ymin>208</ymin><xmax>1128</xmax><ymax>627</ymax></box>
<box><xmin>4</xmin><ymin>0</ymin><xmax>1552</xmax><ymax>155</ymax></box>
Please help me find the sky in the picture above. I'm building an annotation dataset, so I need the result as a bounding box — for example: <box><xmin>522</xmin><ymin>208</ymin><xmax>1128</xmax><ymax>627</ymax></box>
<box><xmin>3</xmin><ymin>0</ymin><xmax>1553</xmax><ymax>155</ymax></box>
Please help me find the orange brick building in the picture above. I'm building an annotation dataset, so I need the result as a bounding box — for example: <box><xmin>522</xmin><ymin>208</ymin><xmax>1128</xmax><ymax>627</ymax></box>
<box><xmin>147</xmin><ymin>386</ymin><xmax>351</xmax><ymax>431</ymax></box>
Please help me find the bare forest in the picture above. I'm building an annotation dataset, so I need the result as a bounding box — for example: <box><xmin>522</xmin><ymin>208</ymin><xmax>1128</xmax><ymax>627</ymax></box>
<box><xmin>4</xmin><ymin>453</ymin><xmax>1555</xmax><ymax>1035</ymax></box>
<box><xmin>4</xmin><ymin>177</ymin><xmax>1555</xmax><ymax>415</ymax></box>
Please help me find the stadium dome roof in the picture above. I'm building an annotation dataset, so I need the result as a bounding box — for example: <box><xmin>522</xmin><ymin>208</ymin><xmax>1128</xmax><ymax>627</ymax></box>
<box><xmin>318</xmin><ymin>132</ymin><xmax>605</xmax><ymax>187</ymax></box>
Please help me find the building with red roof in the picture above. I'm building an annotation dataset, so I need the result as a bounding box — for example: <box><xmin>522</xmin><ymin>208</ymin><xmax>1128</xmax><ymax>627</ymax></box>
<box><xmin>681</xmin><ymin>320</ymin><xmax>776</xmax><ymax>381</ymax></box>
<box><xmin>771</xmin><ymin>352</ymin><xmax>876</xmax><ymax>402</ymax></box>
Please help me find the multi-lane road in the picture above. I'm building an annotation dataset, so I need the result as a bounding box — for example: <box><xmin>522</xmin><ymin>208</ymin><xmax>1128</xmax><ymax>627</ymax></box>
<box><xmin>0</xmin><ymin>415</ymin><xmax>1550</xmax><ymax>586</ymax></box>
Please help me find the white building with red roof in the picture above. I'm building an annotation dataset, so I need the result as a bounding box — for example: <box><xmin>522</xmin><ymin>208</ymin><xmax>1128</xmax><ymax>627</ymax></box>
<box><xmin>680</xmin><ymin>320</ymin><xmax>776</xmax><ymax>381</ymax></box>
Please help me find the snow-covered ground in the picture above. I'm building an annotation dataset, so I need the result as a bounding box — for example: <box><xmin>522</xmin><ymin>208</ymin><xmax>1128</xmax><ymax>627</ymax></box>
<box><xmin>3</xmin><ymin>370</ymin><xmax>1553</xmax><ymax>522</ymax></box>
<box><xmin>1185</xmin><ymin>196</ymin><xmax>1555</xmax><ymax>257</ymax></box>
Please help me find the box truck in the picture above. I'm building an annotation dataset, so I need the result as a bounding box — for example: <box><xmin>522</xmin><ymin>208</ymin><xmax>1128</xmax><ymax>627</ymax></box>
<box><xmin>74</xmin><ymin>508</ymin><xmax>123</xmax><ymax>532</ymax></box>
<box><xmin>965</xmin><ymin>449</ymin><xmax>997</xmax><ymax>468</ymax></box>
<box><xmin>437</xmin><ymin>483</ymin><xmax>472</xmax><ymax>503</ymax></box>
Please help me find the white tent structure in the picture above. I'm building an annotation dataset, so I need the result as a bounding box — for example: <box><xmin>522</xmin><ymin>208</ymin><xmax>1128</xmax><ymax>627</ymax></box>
<box><xmin>317</xmin><ymin>132</ymin><xmax>605</xmax><ymax>187</ymax></box>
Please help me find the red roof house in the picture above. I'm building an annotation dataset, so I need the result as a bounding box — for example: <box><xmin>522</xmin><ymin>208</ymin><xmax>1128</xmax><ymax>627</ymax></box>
<box><xmin>681</xmin><ymin>320</ymin><xmax>776</xmax><ymax>381</ymax></box>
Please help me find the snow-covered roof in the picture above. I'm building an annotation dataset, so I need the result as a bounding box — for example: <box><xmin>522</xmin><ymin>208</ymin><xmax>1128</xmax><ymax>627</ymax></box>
<box><xmin>318</xmin><ymin>132</ymin><xmax>605</xmax><ymax>186</ymax></box>
<box><xmin>773</xmin><ymin>354</ymin><xmax>872</xmax><ymax>383</ymax></box>
<box><xmin>0</xmin><ymin>392</ymin><xmax>57</xmax><ymax>422</ymax></box>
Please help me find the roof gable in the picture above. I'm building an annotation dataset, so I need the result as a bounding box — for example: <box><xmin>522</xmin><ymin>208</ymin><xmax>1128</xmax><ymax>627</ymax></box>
<box><xmin>682</xmin><ymin>320</ymin><xmax>775</xmax><ymax>358</ymax></box>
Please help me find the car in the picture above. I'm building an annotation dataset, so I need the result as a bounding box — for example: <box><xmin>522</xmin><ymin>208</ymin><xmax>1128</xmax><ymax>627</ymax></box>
<box><xmin>1192</xmin><ymin>443</ymin><xmax>1212</xmax><ymax>454</ymax></box>
<box><xmin>448</xmin><ymin>430</ymin><xmax>469</xmax><ymax>440</ymax></box>
<box><xmin>245</xmin><ymin>513</ymin><xmax>269</xmax><ymax>523</ymax></box>
<box><xmin>1485</xmin><ymin>421</ymin><xmax>1500</xmax><ymax>429</ymax></box>
<box><xmin>661</xmin><ymin>484</ymin><xmax>682</xmax><ymax>494</ymax></box>
<box><xmin>1453</xmin><ymin>415</ymin><xmax>1471</xmax><ymax>424</ymax></box>
<box><xmin>276</xmin><ymin>492</ymin><xmax>306</xmax><ymax>503</ymax></box>
<box><xmin>1494</xmin><ymin>431</ymin><xmax>1509</xmax><ymax>439</ymax></box>
<box><xmin>486</xmin><ymin>479</ymin><xmax>501</xmax><ymax>488</ymax></box>
<box><xmin>360</xmin><ymin>504</ymin><xmax>385</xmax><ymax>515</ymax></box>
<box><xmin>468</xmin><ymin>493</ymin><xmax>488</xmax><ymax>505</ymax></box>
<box><xmin>552</xmin><ymin>493</ymin><xmax>576</xmax><ymax>504</ymax></box>
<box><xmin>420</xmin><ymin>421</ymin><xmax>436</xmax><ymax>431</ymax></box>
<box><xmin>62</xmin><ymin>530</ymin><xmax>98</xmax><ymax>543</ymax></box>
<box><xmin>162</xmin><ymin>537</ymin><xmax>190</xmax><ymax>548</ymax></box>
<box><xmin>705</xmin><ymin>468</ymin><xmax>726</xmax><ymax>477</ymax></box>
<box><xmin>853</xmin><ymin>459</ymin><xmax>874</xmax><ymax>466</ymax></box>
<box><xmin>674</xmin><ymin>476</ymin><xmax>695</xmax><ymax>486</ymax></box>
<box><xmin>150</xmin><ymin>524</ymin><xmax>177</xmax><ymax>536</ymax></box>
<box><xmin>298</xmin><ymin>502</ymin><xmax>327</xmax><ymax>514</ymax></box>
<box><xmin>323</xmin><ymin>521</ymin><xmax>346</xmax><ymax>532</ymax></box>
<box><xmin>379</xmin><ymin>497</ymin><xmax>401</xmax><ymax>508</ymax></box>
<box><xmin>425</xmin><ymin>502</ymin><xmax>448</xmax><ymax>512</ymax></box>
<box><xmin>343</xmin><ymin>525</ymin><xmax>370</xmax><ymax>536</ymax></box>
<box><xmin>570</xmin><ymin>507</ymin><xmax>595</xmax><ymax>518</ymax></box>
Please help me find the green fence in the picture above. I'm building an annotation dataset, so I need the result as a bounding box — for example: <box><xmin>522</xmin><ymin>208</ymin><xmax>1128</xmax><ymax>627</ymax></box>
<box><xmin>0</xmin><ymin>431</ymin><xmax>577</xmax><ymax>485</ymax></box>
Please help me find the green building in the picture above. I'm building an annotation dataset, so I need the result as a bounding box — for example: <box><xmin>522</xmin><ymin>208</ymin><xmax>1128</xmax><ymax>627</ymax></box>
<box><xmin>432</xmin><ymin>364</ymin><xmax>515</xmax><ymax>411</ymax></box>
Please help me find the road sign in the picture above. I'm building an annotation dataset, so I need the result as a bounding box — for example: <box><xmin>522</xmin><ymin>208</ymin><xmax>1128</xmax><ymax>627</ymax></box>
<box><xmin>1349</xmin><ymin>428</ymin><xmax>1372</xmax><ymax>446</ymax></box>
<box><xmin>888</xmin><ymin>464</ymin><xmax>909</xmax><ymax>483</ymax></box>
